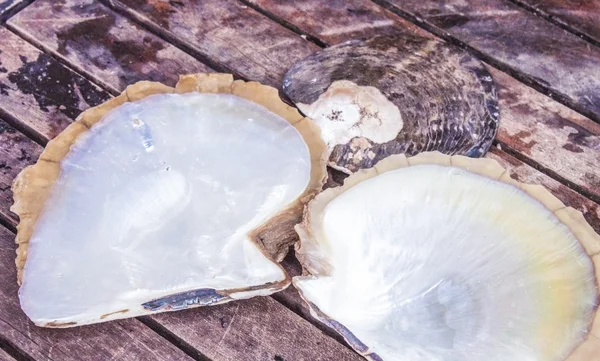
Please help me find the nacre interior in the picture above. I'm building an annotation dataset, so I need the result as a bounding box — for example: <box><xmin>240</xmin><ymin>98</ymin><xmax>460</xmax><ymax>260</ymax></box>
<box><xmin>296</xmin><ymin>165</ymin><xmax>596</xmax><ymax>361</ymax></box>
<box><xmin>20</xmin><ymin>93</ymin><xmax>311</xmax><ymax>325</ymax></box>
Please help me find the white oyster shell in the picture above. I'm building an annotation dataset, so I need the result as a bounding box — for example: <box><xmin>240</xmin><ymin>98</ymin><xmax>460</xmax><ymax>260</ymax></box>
<box><xmin>295</xmin><ymin>157</ymin><xmax>598</xmax><ymax>361</ymax></box>
<box><xmin>19</xmin><ymin>92</ymin><xmax>311</xmax><ymax>326</ymax></box>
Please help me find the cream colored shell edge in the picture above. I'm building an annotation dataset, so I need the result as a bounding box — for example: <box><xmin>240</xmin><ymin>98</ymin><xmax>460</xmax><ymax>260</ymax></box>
<box><xmin>294</xmin><ymin>151</ymin><xmax>600</xmax><ymax>361</ymax></box>
<box><xmin>11</xmin><ymin>73</ymin><xmax>329</xmax><ymax>285</ymax></box>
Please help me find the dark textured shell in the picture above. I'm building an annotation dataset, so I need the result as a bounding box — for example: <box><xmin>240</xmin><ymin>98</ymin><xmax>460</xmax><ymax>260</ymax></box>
<box><xmin>283</xmin><ymin>35</ymin><xmax>499</xmax><ymax>174</ymax></box>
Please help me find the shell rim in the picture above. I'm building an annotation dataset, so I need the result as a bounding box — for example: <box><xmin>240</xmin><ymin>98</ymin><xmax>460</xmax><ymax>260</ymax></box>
<box><xmin>10</xmin><ymin>73</ymin><xmax>329</xmax><ymax>327</ymax></box>
<box><xmin>293</xmin><ymin>151</ymin><xmax>600</xmax><ymax>361</ymax></box>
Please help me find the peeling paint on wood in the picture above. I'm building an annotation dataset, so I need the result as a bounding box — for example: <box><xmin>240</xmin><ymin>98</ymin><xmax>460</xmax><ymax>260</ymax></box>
<box><xmin>512</xmin><ymin>0</ymin><xmax>600</xmax><ymax>45</ymax></box>
<box><xmin>0</xmin><ymin>120</ymin><xmax>42</xmax><ymax>224</ymax></box>
<box><xmin>0</xmin><ymin>28</ymin><xmax>109</xmax><ymax>140</ymax></box>
<box><xmin>0</xmin><ymin>226</ymin><xmax>195</xmax><ymax>361</ymax></box>
<box><xmin>379</xmin><ymin>0</ymin><xmax>600</xmax><ymax>122</ymax></box>
<box><xmin>108</xmin><ymin>0</ymin><xmax>319</xmax><ymax>87</ymax></box>
<box><xmin>7</xmin><ymin>0</ymin><xmax>211</xmax><ymax>93</ymax></box>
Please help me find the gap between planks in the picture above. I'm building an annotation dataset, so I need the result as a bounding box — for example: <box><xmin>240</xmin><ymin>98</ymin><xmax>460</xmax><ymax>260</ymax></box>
<box><xmin>98</xmin><ymin>0</ymin><xmax>244</xmax><ymax>80</ymax></box>
<box><xmin>2</xmin><ymin>2</ymin><xmax>600</xmax><ymax>357</ymax></box>
<box><xmin>136</xmin><ymin>317</ymin><xmax>212</xmax><ymax>361</ymax></box>
<box><xmin>233</xmin><ymin>0</ymin><xmax>600</xmax><ymax>203</ymax></box>
<box><xmin>0</xmin><ymin>9</ymin><xmax>361</xmax><ymax>356</ymax></box>
<box><xmin>0</xmin><ymin>335</ymin><xmax>29</xmax><ymax>361</ymax></box>
<box><xmin>0</xmin><ymin>0</ymin><xmax>35</xmax><ymax>25</ymax></box>
<box><xmin>368</xmin><ymin>0</ymin><xmax>600</xmax><ymax>125</ymax></box>
<box><xmin>495</xmin><ymin>140</ymin><xmax>600</xmax><ymax>205</ymax></box>
<box><xmin>0</xmin><ymin>106</ymin><xmax>47</xmax><ymax>147</ymax></box>
<box><xmin>2</xmin><ymin>24</ymin><xmax>121</xmax><ymax>97</ymax></box>
<box><xmin>4</xmin><ymin>0</ymin><xmax>600</xmax><ymax>242</ymax></box>
<box><xmin>97</xmin><ymin>0</ymin><xmax>600</xmax><ymax>128</ymax></box>
<box><xmin>506</xmin><ymin>0</ymin><xmax>600</xmax><ymax>48</ymax></box>
<box><xmin>4</xmin><ymin>0</ymin><xmax>599</xmax><ymax>248</ymax></box>
<box><xmin>237</xmin><ymin>0</ymin><xmax>328</xmax><ymax>47</ymax></box>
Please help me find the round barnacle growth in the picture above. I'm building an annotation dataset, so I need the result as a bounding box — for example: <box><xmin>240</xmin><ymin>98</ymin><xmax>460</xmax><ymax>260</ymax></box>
<box><xmin>283</xmin><ymin>35</ymin><xmax>499</xmax><ymax>174</ymax></box>
<box><xmin>11</xmin><ymin>73</ymin><xmax>327</xmax><ymax>327</ymax></box>
<box><xmin>294</xmin><ymin>152</ymin><xmax>600</xmax><ymax>361</ymax></box>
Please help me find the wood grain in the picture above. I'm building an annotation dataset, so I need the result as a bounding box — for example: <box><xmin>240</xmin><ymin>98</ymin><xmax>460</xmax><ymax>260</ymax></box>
<box><xmin>511</xmin><ymin>0</ymin><xmax>600</xmax><ymax>45</ymax></box>
<box><xmin>0</xmin><ymin>1</ymin><xmax>598</xmax><ymax>359</ymax></box>
<box><xmin>150</xmin><ymin>295</ymin><xmax>361</xmax><ymax>361</ymax></box>
<box><xmin>0</xmin><ymin>348</ymin><xmax>15</xmax><ymax>361</ymax></box>
<box><xmin>7</xmin><ymin>0</ymin><xmax>211</xmax><ymax>94</ymax></box>
<box><xmin>104</xmin><ymin>0</ymin><xmax>319</xmax><ymax>87</ymax></box>
<box><xmin>488</xmin><ymin>147</ymin><xmax>600</xmax><ymax>233</ymax></box>
<box><xmin>0</xmin><ymin>138</ymin><xmax>365</xmax><ymax>361</ymax></box>
<box><xmin>0</xmin><ymin>0</ymin><xmax>30</xmax><ymax>22</ymax></box>
<box><xmin>0</xmin><ymin>226</ymin><xmax>195</xmax><ymax>361</ymax></box>
<box><xmin>239</xmin><ymin>0</ymin><xmax>600</xmax><ymax>202</ymax></box>
<box><xmin>377</xmin><ymin>0</ymin><xmax>600</xmax><ymax>123</ymax></box>
<box><xmin>248</xmin><ymin>0</ymin><xmax>423</xmax><ymax>45</ymax></box>
<box><xmin>490</xmin><ymin>67</ymin><xmax>600</xmax><ymax>202</ymax></box>
<box><xmin>275</xmin><ymin>253</ymin><xmax>350</xmax><ymax>346</ymax></box>
<box><xmin>0</xmin><ymin>119</ymin><xmax>42</xmax><ymax>225</ymax></box>
<box><xmin>0</xmin><ymin>27</ymin><xmax>110</xmax><ymax>142</ymax></box>
<box><xmin>1</xmin><ymin>7</ymin><xmax>369</xmax><ymax>360</ymax></box>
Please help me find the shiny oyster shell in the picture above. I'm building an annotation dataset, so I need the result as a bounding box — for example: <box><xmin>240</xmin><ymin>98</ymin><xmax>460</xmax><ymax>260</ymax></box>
<box><xmin>11</xmin><ymin>74</ymin><xmax>327</xmax><ymax>327</ymax></box>
<box><xmin>283</xmin><ymin>35</ymin><xmax>499</xmax><ymax>174</ymax></box>
<box><xmin>294</xmin><ymin>152</ymin><xmax>600</xmax><ymax>361</ymax></box>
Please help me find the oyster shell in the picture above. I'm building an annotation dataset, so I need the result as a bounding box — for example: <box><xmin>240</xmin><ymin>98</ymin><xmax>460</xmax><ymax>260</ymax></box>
<box><xmin>11</xmin><ymin>74</ymin><xmax>327</xmax><ymax>327</ymax></box>
<box><xmin>283</xmin><ymin>35</ymin><xmax>499</xmax><ymax>174</ymax></box>
<box><xmin>294</xmin><ymin>152</ymin><xmax>600</xmax><ymax>361</ymax></box>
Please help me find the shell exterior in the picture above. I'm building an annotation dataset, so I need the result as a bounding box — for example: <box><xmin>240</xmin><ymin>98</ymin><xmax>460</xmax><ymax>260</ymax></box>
<box><xmin>10</xmin><ymin>73</ymin><xmax>328</xmax><ymax>327</ymax></box>
<box><xmin>283</xmin><ymin>35</ymin><xmax>499</xmax><ymax>174</ymax></box>
<box><xmin>294</xmin><ymin>152</ymin><xmax>600</xmax><ymax>361</ymax></box>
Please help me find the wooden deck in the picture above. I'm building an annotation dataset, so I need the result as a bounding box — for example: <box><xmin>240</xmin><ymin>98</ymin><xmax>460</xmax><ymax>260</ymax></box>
<box><xmin>0</xmin><ymin>0</ymin><xmax>598</xmax><ymax>360</ymax></box>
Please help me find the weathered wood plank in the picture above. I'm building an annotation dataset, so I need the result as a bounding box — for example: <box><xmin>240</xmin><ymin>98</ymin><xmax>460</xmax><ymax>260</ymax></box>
<box><xmin>376</xmin><ymin>0</ymin><xmax>600</xmax><ymax>123</ymax></box>
<box><xmin>490</xmin><ymin>67</ymin><xmax>600</xmax><ymax>202</ymax></box>
<box><xmin>1</xmin><ymin>8</ymin><xmax>365</xmax><ymax>358</ymax></box>
<box><xmin>511</xmin><ymin>0</ymin><xmax>600</xmax><ymax>45</ymax></box>
<box><xmin>103</xmin><ymin>0</ymin><xmax>319</xmax><ymax>87</ymax></box>
<box><xmin>2</xmin><ymin>2</ymin><xmax>599</xmax><ymax>359</ymax></box>
<box><xmin>0</xmin><ymin>120</ymin><xmax>367</xmax><ymax>358</ymax></box>
<box><xmin>248</xmin><ymin>0</ymin><xmax>423</xmax><ymax>45</ymax></box>
<box><xmin>242</xmin><ymin>0</ymin><xmax>600</xmax><ymax>203</ymax></box>
<box><xmin>150</xmin><ymin>295</ymin><xmax>361</xmax><ymax>361</ymax></box>
<box><xmin>487</xmin><ymin>147</ymin><xmax>600</xmax><ymax>233</ymax></box>
<box><xmin>0</xmin><ymin>347</ymin><xmax>16</xmax><ymax>361</ymax></box>
<box><xmin>0</xmin><ymin>226</ymin><xmax>195</xmax><ymax>361</ymax></box>
<box><xmin>0</xmin><ymin>119</ymin><xmax>42</xmax><ymax>225</ymax></box>
<box><xmin>7</xmin><ymin>0</ymin><xmax>211</xmax><ymax>94</ymax></box>
<box><xmin>0</xmin><ymin>0</ymin><xmax>31</xmax><ymax>22</ymax></box>
<box><xmin>0</xmin><ymin>139</ymin><xmax>363</xmax><ymax>361</ymax></box>
<box><xmin>0</xmin><ymin>28</ymin><xmax>110</xmax><ymax>142</ymax></box>
<box><xmin>2</xmin><ymin>15</ymin><xmax>366</xmax><ymax>361</ymax></box>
